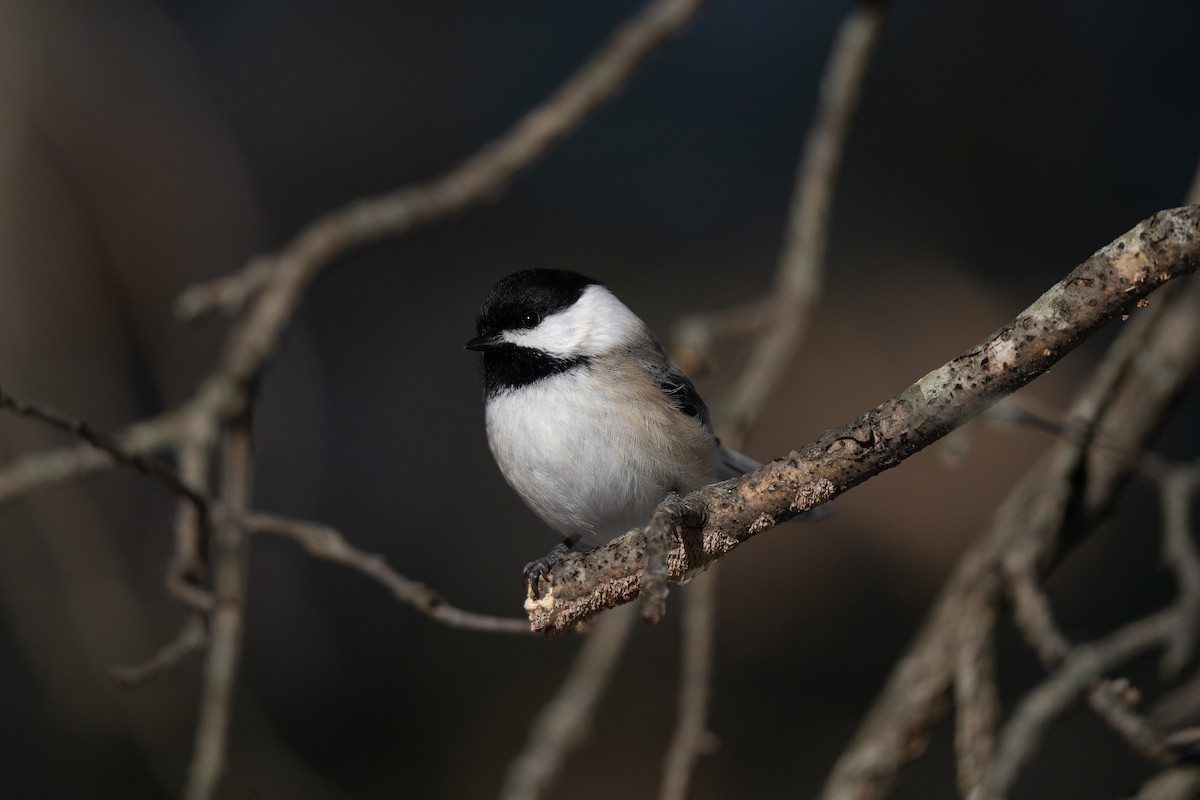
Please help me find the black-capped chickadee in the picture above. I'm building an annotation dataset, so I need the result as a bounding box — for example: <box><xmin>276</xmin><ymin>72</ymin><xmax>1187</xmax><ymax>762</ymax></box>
<box><xmin>466</xmin><ymin>269</ymin><xmax>828</xmax><ymax>584</ymax></box>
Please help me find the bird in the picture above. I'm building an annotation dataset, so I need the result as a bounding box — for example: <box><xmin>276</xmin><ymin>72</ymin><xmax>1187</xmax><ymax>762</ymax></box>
<box><xmin>465</xmin><ymin>269</ymin><xmax>828</xmax><ymax>589</ymax></box>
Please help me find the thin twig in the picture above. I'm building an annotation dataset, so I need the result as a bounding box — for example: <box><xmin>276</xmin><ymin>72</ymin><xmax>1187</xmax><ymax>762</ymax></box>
<box><xmin>659</xmin><ymin>569</ymin><xmax>719</xmax><ymax>800</ymax></box>
<box><xmin>1003</xmin><ymin>522</ymin><xmax>1191</xmax><ymax>774</ymax></box>
<box><xmin>970</xmin><ymin>610</ymin><xmax>1180</xmax><ymax>800</ymax></box>
<box><xmin>672</xmin><ymin>296</ymin><xmax>777</xmax><ymax>377</ymax></box>
<box><xmin>0</xmin><ymin>408</ymin><xmax>194</xmax><ymax>505</ymax></box>
<box><xmin>499</xmin><ymin>604</ymin><xmax>638</xmax><ymax>800</ymax></box>
<box><xmin>1087</xmin><ymin>679</ymin><xmax>1175</xmax><ymax>765</ymax></box>
<box><xmin>0</xmin><ymin>387</ymin><xmax>217</xmax><ymax>612</ymax></box>
<box><xmin>110</xmin><ymin>615</ymin><xmax>209</xmax><ymax>690</ymax></box>
<box><xmin>167</xmin><ymin>438</ymin><xmax>216</xmax><ymax>613</ymax></box>
<box><xmin>0</xmin><ymin>387</ymin><xmax>207</xmax><ymax>508</ymax></box>
<box><xmin>1004</xmin><ymin>556</ymin><xmax>1071</xmax><ymax>667</ymax></box>
<box><xmin>239</xmin><ymin>511</ymin><xmax>532</xmax><ymax>635</ymax></box>
<box><xmin>183</xmin><ymin>420</ymin><xmax>253</xmax><ymax>800</ymax></box>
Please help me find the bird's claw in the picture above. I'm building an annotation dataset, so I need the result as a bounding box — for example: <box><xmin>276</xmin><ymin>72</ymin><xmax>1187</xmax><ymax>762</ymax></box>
<box><xmin>523</xmin><ymin>540</ymin><xmax>571</xmax><ymax>599</ymax></box>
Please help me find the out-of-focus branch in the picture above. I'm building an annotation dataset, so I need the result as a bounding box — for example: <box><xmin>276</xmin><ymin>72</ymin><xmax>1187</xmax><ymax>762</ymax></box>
<box><xmin>1155</xmin><ymin>667</ymin><xmax>1200</xmax><ymax>730</ymax></box>
<box><xmin>0</xmin><ymin>408</ymin><xmax>191</xmax><ymax>505</ymax></box>
<box><xmin>970</xmin><ymin>610</ymin><xmax>1181</xmax><ymax>800</ymax></box>
<box><xmin>0</xmin><ymin>389</ymin><xmax>219</xmax><ymax>622</ymax></box>
<box><xmin>183</xmin><ymin>420</ymin><xmax>252</xmax><ymax>800</ymax></box>
<box><xmin>672</xmin><ymin>0</ymin><xmax>888</xmax><ymax>396</ymax></box>
<box><xmin>167</xmin><ymin>439</ymin><xmax>214</xmax><ymax>608</ymax></box>
<box><xmin>1152</xmin><ymin>460</ymin><xmax>1200</xmax><ymax>677</ymax></box>
<box><xmin>654</xmin><ymin>7</ymin><xmax>890</xmax><ymax>795</ymax></box>
<box><xmin>716</xmin><ymin>0</ymin><xmax>889</xmax><ymax>438</ymax></box>
<box><xmin>499</xmin><ymin>604</ymin><xmax>638</xmax><ymax>800</ymax></box>
<box><xmin>979</xmin><ymin>448</ymin><xmax>1200</xmax><ymax>789</ymax></box>
<box><xmin>1132</xmin><ymin>767</ymin><xmax>1200</xmax><ymax>800</ymax></box>
<box><xmin>175</xmin><ymin>0</ymin><xmax>708</xmax><ymax>322</ymax></box>
<box><xmin>962</xmin><ymin>522</ymin><xmax>1192</xmax><ymax>793</ymax></box>
<box><xmin>1087</xmin><ymin>680</ymin><xmax>1179</xmax><ymax>766</ymax></box>
<box><xmin>819</xmin><ymin>209</ymin><xmax>1200</xmax><ymax>800</ymax></box>
<box><xmin>241</xmin><ymin>511</ymin><xmax>531</xmax><ymax>635</ymax></box>
<box><xmin>659</xmin><ymin>569</ymin><xmax>718</xmax><ymax>800</ymax></box>
<box><xmin>527</xmin><ymin>205</ymin><xmax>1200</xmax><ymax>636</ymax></box>
<box><xmin>1004</xmin><ymin>559</ymin><xmax>1071</xmax><ymax>667</ymax></box>
<box><xmin>952</xmin><ymin>594</ymin><xmax>999</xmax><ymax>796</ymax></box>
<box><xmin>110</xmin><ymin>615</ymin><xmax>209</xmax><ymax>690</ymax></box>
<box><xmin>0</xmin><ymin>389</ymin><xmax>206</xmax><ymax>508</ymax></box>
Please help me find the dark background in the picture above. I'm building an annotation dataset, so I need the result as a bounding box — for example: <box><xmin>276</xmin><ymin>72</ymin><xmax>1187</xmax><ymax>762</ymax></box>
<box><xmin>0</xmin><ymin>1</ymin><xmax>1198</xmax><ymax>797</ymax></box>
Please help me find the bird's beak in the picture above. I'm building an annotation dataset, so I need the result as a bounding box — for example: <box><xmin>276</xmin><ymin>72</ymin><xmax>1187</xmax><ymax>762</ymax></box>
<box><xmin>464</xmin><ymin>333</ymin><xmax>504</xmax><ymax>351</ymax></box>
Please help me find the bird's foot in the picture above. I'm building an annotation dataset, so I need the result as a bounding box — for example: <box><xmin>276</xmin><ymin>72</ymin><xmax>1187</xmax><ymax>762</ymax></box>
<box><xmin>523</xmin><ymin>540</ymin><xmax>571</xmax><ymax>599</ymax></box>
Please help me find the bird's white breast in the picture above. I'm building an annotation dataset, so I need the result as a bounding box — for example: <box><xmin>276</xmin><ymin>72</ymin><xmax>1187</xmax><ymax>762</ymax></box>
<box><xmin>485</xmin><ymin>358</ymin><xmax>717</xmax><ymax>548</ymax></box>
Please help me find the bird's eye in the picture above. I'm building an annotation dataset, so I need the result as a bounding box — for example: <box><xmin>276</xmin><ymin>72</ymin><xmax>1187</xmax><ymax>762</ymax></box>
<box><xmin>521</xmin><ymin>312</ymin><xmax>541</xmax><ymax>328</ymax></box>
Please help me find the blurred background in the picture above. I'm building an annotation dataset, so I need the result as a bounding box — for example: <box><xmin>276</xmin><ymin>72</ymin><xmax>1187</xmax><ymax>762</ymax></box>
<box><xmin>0</xmin><ymin>0</ymin><xmax>1198</xmax><ymax>797</ymax></box>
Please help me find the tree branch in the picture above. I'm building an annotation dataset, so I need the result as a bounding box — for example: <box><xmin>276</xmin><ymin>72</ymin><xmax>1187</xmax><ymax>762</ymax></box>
<box><xmin>183</xmin><ymin>420</ymin><xmax>252</xmax><ymax>800</ymax></box>
<box><xmin>716</xmin><ymin>0</ymin><xmax>890</xmax><ymax>437</ymax></box>
<box><xmin>175</xmin><ymin>0</ymin><xmax>709</xmax><ymax>321</ymax></box>
<box><xmin>527</xmin><ymin>205</ymin><xmax>1200</xmax><ymax>636</ymax></box>
<box><xmin>953</xmin><ymin>593</ymin><xmax>999</xmax><ymax>796</ymax></box>
<box><xmin>1131</xmin><ymin>767</ymin><xmax>1200</xmax><ymax>800</ymax></box>
<box><xmin>1154</xmin><ymin>460</ymin><xmax>1200</xmax><ymax>677</ymax></box>
<box><xmin>1087</xmin><ymin>680</ymin><xmax>1178</xmax><ymax>766</ymax></box>
<box><xmin>0</xmin><ymin>408</ymin><xmax>193</xmax><ymax>505</ymax></box>
<box><xmin>499</xmin><ymin>604</ymin><xmax>638</xmax><ymax>800</ymax></box>
<box><xmin>241</xmin><ymin>511</ymin><xmax>532</xmax><ymax>635</ymax></box>
<box><xmin>971</xmin><ymin>610</ymin><xmax>1181</xmax><ymax>800</ymax></box>
<box><xmin>819</xmin><ymin>206</ymin><xmax>1200</xmax><ymax>800</ymax></box>
<box><xmin>659</xmin><ymin>568</ymin><xmax>719</xmax><ymax>800</ymax></box>
<box><xmin>110</xmin><ymin>615</ymin><xmax>209</xmax><ymax>691</ymax></box>
<box><xmin>0</xmin><ymin>389</ymin><xmax>206</xmax><ymax>509</ymax></box>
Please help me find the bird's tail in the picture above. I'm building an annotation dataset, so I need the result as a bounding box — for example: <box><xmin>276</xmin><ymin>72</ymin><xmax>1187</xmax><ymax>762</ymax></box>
<box><xmin>715</xmin><ymin>443</ymin><xmax>762</xmax><ymax>479</ymax></box>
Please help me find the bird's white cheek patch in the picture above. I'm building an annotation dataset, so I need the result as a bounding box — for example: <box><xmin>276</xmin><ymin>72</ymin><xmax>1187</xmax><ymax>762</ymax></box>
<box><xmin>504</xmin><ymin>313</ymin><xmax>587</xmax><ymax>356</ymax></box>
<box><xmin>502</xmin><ymin>286</ymin><xmax>644</xmax><ymax>358</ymax></box>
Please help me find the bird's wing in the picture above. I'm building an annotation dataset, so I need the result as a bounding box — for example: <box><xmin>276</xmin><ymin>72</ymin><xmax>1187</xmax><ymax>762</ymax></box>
<box><xmin>638</xmin><ymin>341</ymin><xmax>832</xmax><ymax>520</ymax></box>
<box><xmin>643</xmin><ymin>349</ymin><xmax>715</xmax><ymax>432</ymax></box>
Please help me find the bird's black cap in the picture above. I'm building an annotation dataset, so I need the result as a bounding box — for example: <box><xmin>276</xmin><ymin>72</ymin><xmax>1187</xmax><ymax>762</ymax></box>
<box><xmin>472</xmin><ymin>270</ymin><xmax>601</xmax><ymax>340</ymax></box>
